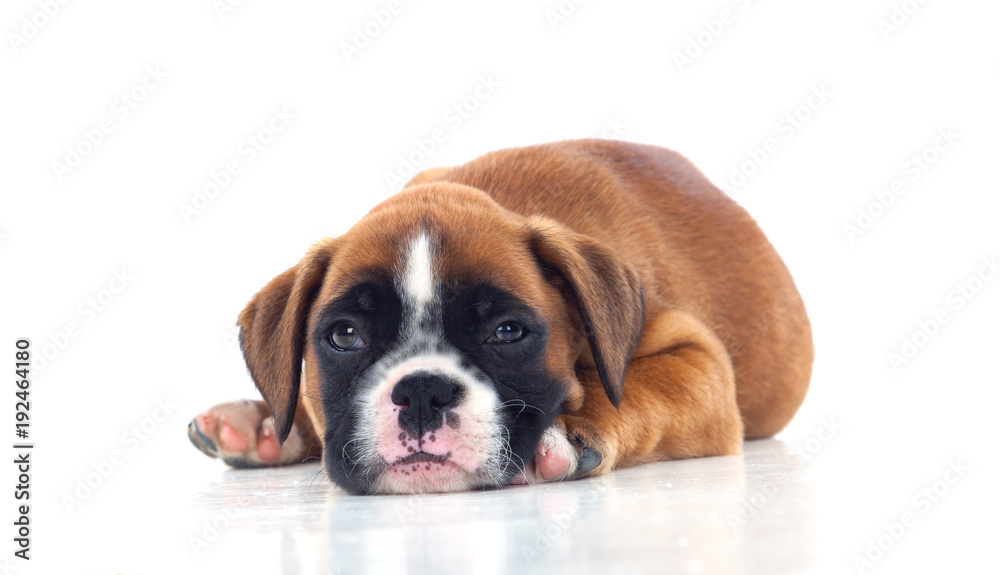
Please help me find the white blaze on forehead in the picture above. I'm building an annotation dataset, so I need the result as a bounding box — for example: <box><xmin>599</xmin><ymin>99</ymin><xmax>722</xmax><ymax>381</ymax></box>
<box><xmin>404</xmin><ymin>233</ymin><xmax>434</xmax><ymax>307</ymax></box>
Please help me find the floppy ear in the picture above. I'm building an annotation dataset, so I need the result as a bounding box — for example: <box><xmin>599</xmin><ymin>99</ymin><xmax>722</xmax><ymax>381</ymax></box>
<box><xmin>237</xmin><ymin>242</ymin><xmax>334</xmax><ymax>443</ymax></box>
<box><xmin>526</xmin><ymin>218</ymin><xmax>644</xmax><ymax>408</ymax></box>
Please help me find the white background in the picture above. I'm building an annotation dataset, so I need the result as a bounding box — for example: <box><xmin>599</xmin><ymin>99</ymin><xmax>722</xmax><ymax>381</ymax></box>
<box><xmin>1</xmin><ymin>0</ymin><xmax>998</xmax><ymax>573</ymax></box>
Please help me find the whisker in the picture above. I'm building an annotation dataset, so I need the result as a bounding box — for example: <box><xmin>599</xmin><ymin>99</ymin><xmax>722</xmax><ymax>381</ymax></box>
<box><xmin>495</xmin><ymin>398</ymin><xmax>546</xmax><ymax>417</ymax></box>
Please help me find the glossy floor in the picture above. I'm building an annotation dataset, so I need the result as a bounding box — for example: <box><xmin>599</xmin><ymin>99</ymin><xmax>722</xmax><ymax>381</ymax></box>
<box><xmin>43</xmin><ymin>408</ymin><xmax>991</xmax><ymax>575</ymax></box>
<box><xmin>189</xmin><ymin>439</ymin><xmax>815</xmax><ymax>575</ymax></box>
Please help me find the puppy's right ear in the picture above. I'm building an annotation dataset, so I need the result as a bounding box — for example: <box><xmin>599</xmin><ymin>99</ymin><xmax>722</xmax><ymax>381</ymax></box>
<box><xmin>237</xmin><ymin>241</ymin><xmax>335</xmax><ymax>443</ymax></box>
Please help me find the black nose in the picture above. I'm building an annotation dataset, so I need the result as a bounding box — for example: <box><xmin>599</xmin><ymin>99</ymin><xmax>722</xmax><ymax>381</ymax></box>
<box><xmin>391</xmin><ymin>373</ymin><xmax>460</xmax><ymax>436</ymax></box>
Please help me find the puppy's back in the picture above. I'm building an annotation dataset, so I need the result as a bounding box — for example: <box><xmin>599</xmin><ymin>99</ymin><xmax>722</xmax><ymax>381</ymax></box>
<box><xmin>422</xmin><ymin>139</ymin><xmax>813</xmax><ymax>438</ymax></box>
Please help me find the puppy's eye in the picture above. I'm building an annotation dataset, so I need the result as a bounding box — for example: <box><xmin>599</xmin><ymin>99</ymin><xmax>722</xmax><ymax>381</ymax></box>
<box><xmin>492</xmin><ymin>322</ymin><xmax>524</xmax><ymax>343</ymax></box>
<box><xmin>329</xmin><ymin>323</ymin><xmax>366</xmax><ymax>351</ymax></box>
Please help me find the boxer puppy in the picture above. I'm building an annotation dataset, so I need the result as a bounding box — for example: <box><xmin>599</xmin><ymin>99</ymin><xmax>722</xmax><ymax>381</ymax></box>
<box><xmin>188</xmin><ymin>139</ymin><xmax>813</xmax><ymax>494</ymax></box>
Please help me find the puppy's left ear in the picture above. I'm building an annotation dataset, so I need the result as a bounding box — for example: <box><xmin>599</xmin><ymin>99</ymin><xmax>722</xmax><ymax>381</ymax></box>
<box><xmin>526</xmin><ymin>218</ymin><xmax>644</xmax><ymax>408</ymax></box>
<box><xmin>237</xmin><ymin>240</ymin><xmax>335</xmax><ymax>443</ymax></box>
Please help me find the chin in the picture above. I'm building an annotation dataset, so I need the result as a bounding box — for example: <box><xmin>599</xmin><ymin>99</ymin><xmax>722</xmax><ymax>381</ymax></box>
<box><xmin>369</xmin><ymin>463</ymin><xmax>492</xmax><ymax>495</ymax></box>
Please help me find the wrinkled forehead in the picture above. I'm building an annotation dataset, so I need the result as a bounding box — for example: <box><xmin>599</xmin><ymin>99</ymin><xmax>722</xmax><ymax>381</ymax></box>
<box><xmin>316</xmin><ymin>222</ymin><xmax>546</xmax><ymax>318</ymax></box>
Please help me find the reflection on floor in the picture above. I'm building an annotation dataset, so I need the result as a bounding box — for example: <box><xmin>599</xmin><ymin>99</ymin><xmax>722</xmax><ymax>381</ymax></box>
<box><xmin>189</xmin><ymin>439</ymin><xmax>816</xmax><ymax>574</ymax></box>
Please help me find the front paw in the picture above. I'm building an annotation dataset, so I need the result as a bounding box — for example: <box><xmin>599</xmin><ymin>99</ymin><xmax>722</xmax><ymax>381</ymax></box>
<box><xmin>187</xmin><ymin>400</ymin><xmax>307</xmax><ymax>468</ymax></box>
<box><xmin>514</xmin><ymin>416</ymin><xmax>605</xmax><ymax>484</ymax></box>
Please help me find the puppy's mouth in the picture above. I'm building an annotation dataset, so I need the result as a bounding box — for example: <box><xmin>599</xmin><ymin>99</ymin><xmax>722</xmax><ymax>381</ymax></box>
<box><xmin>385</xmin><ymin>450</ymin><xmax>461</xmax><ymax>474</ymax></box>
<box><xmin>395</xmin><ymin>451</ymin><xmax>451</xmax><ymax>465</ymax></box>
<box><xmin>370</xmin><ymin>450</ymin><xmax>481</xmax><ymax>493</ymax></box>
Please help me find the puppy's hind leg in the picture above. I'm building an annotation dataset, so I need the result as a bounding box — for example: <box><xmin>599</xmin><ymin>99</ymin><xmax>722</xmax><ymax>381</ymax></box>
<box><xmin>187</xmin><ymin>400</ymin><xmax>321</xmax><ymax>468</ymax></box>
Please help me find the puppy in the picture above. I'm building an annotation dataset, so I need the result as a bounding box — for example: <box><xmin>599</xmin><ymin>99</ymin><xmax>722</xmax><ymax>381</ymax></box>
<box><xmin>188</xmin><ymin>139</ymin><xmax>813</xmax><ymax>494</ymax></box>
